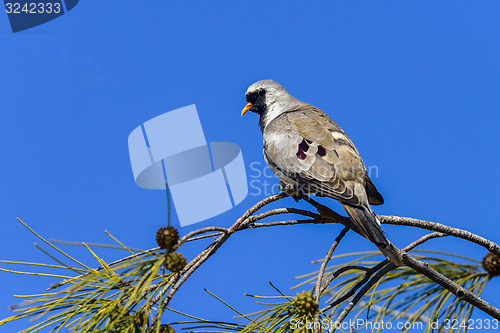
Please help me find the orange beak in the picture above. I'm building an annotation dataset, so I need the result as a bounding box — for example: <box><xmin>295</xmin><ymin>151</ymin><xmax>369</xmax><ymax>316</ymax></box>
<box><xmin>241</xmin><ymin>102</ymin><xmax>253</xmax><ymax>117</ymax></box>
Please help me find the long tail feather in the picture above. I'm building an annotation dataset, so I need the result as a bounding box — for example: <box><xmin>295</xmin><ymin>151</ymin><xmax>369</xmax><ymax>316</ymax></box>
<box><xmin>343</xmin><ymin>205</ymin><xmax>403</xmax><ymax>266</ymax></box>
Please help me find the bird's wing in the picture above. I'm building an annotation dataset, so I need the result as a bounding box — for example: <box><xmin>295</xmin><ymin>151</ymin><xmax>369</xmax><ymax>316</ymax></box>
<box><xmin>263</xmin><ymin>105</ymin><xmax>382</xmax><ymax>206</ymax></box>
<box><xmin>365</xmin><ymin>174</ymin><xmax>384</xmax><ymax>205</ymax></box>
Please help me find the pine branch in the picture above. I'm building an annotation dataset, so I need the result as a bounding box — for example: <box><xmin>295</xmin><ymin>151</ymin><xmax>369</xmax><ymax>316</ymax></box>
<box><xmin>4</xmin><ymin>193</ymin><xmax>500</xmax><ymax>332</ymax></box>
<box><xmin>402</xmin><ymin>252</ymin><xmax>500</xmax><ymax>320</ymax></box>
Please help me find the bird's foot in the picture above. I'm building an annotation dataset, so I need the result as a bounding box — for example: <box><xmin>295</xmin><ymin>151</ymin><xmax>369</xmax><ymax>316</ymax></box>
<box><xmin>279</xmin><ymin>182</ymin><xmax>296</xmax><ymax>195</ymax></box>
<box><xmin>314</xmin><ymin>203</ymin><xmax>347</xmax><ymax>224</ymax></box>
<box><xmin>279</xmin><ymin>182</ymin><xmax>304</xmax><ymax>202</ymax></box>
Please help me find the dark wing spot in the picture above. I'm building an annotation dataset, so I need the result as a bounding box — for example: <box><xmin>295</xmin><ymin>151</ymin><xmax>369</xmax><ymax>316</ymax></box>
<box><xmin>297</xmin><ymin>139</ymin><xmax>311</xmax><ymax>159</ymax></box>
<box><xmin>296</xmin><ymin>147</ymin><xmax>307</xmax><ymax>160</ymax></box>
<box><xmin>299</xmin><ymin>139</ymin><xmax>309</xmax><ymax>152</ymax></box>
<box><xmin>317</xmin><ymin>145</ymin><xmax>326</xmax><ymax>157</ymax></box>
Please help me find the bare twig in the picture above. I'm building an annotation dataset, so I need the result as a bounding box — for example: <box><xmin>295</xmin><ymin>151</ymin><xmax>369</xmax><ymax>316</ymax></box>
<box><xmin>250</xmin><ymin>218</ymin><xmax>332</xmax><ymax>228</ymax></box>
<box><xmin>403</xmin><ymin>231</ymin><xmax>447</xmax><ymax>251</ymax></box>
<box><xmin>315</xmin><ymin>226</ymin><xmax>352</xmax><ymax>302</ymax></box>
<box><xmin>246</xmin><ymin>207</ymin><xmax>321</xmax><ymax>223</ymax></box>
<box><xmin>182</xmin><ymin>217</ymin><xmax>333</xmax><ymax>243</ymax></box>
<box><xmin>321</xmin><ymin>260</ymin><xmax>390</xmax><ymax>314</ymax></box>
<box><xmin>179</xmin><ymin>226</ymin><xmax>229</xmax><ymax>244</ymax></box>
<box><xmin>329</xmin><ymin>263</ymin><xmax>396</xmax><ymax>332</ymax></box>
<box><xmin>313</xmin><ymin>225</ymin><xmax>350</xmax><ymax>333</ymax></box>
<box><xmin>380</xmin><ymin>215</ymin><xmax>500</xmax><ymax>257</ymax></box>
<box><xmin>320</xmin><ymin>265</ymin><xmax>371</xmax><ymax>296</ymax></box>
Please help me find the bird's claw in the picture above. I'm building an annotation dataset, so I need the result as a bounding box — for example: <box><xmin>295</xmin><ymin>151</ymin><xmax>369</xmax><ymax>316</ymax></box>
<box><xmin>279</xmin><ymin>182</ymin><xmax>296</xmax><ymax>195</ymax></box>
<box><xmin>280</xmin><ymin>182</ymin><xmax>306</xmax><ymax>202</ymax></box>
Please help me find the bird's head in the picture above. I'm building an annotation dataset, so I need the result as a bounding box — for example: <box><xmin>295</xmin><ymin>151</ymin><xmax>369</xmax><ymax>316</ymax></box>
<box><xmin>241</xmin><ymin>80</ymin><xmax>287</xmax><ymax>116</ymax></box>
<box><xmin>241</xmin><ymin>80</ymin><xmax>301</xmax><ymax>129</ymax></box>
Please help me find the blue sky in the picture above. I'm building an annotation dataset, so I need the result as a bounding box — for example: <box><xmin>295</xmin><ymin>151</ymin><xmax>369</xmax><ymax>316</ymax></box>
<box><xmin>1</xmin><ymin>1</ymin><xmax>500</xmax><ymax>332</ymax></box>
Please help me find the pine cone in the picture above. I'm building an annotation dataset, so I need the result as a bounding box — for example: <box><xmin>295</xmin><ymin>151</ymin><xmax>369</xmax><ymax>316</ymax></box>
<box><xmin>156</xmin><ymin>226</ymin><xmax>179</xmax><ymax>250</ymax></box>
<box><xmin>159</xmin><ymin>325</ymin><xmax>175</xmax><ymax>333</ymax></box>
<box><xmin>165</xmin><ymin>252</ymin><xmax>186</xmax><ymax>273</ymax></box>
<box><xmin>133</xmin><ymin>311</ymin><xmax>148</xmax><ymax>330</ymax></box>
<box><xmin>482</xmin><ymin>252</ymin><xmax>500</xmax><ymax>276</ymax></box>
<box><xmin>291</xmin><ymin>291</ymin><xmax>317</xmax><ymax>317</ymax></box>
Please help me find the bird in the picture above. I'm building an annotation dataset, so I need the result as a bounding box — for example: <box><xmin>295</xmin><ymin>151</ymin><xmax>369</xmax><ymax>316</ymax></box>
<box><xmin>241</xmin><ymin>79</ymin><xmax>403</xmax><ymax>266</ymax></box>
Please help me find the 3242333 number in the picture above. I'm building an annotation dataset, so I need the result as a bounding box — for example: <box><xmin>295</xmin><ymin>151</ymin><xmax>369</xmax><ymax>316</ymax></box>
<box><xmin>5</xmin><ymin>2</ymin><xmax>62</xmax><ymax>14</ymax></box>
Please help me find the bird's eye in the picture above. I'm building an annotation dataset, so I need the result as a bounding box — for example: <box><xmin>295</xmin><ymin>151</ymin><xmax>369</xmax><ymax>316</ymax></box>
<box><xmin>246</xmin><ymin>91</ymin><xmax>259</xmax><ymax>103</ymax></box>
<box><xmin>258</xmin><ymin>89</ymin><xmax>266</xmax><ymax>97</ymax></box>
